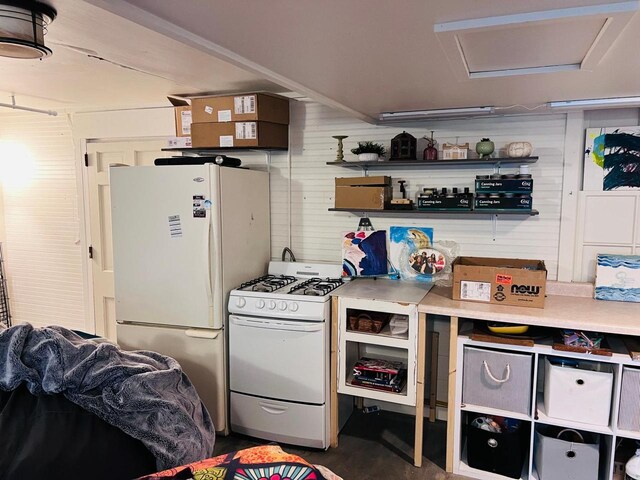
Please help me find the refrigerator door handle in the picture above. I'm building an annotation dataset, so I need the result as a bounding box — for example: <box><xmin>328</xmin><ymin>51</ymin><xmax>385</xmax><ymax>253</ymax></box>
<box><xmin>204</xmin><ymin>215</ymin><xmax>213</xmax><ymax>308</ymax></box>
<box><xmin>185</xmin><ymin>328</ymin><xmax>220</xmax><ymax>339</ymax></box>
<box><xmin>230</xmin><ymin>316</ymin><xmax>323</xmax><ymax>332</ymax></box>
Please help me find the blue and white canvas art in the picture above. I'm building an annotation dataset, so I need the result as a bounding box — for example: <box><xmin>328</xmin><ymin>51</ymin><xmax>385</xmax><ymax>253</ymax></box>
<box><xmin>595</xmin><ymin>254</ymin><xmax>640</xmax><ymax>303</ymax></box>
<box><xmin>389</xmin><ymin>226</ymin><xmax>438</xmax><ymax>282</ymax></box>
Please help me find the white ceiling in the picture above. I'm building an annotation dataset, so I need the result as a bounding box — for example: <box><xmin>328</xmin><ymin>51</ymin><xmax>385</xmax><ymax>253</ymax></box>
<box><xmin>0</xmin><ymin>0</ymin><xmax>285</xmax><ymax>111</ymax></box>
<box><xmin>1</xmin><ymin>0</ymin><xmax>639</xmax><ymax>120</ymax></box>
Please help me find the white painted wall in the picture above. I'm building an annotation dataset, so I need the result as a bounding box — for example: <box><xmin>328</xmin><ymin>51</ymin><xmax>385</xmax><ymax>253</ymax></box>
<box><xmin>573</xmin><ymin>108</ymin><xmax>640</xmax><ymax>282</ymax></box>
<box><xmin>272</xmin><ymin>101</ymin><xmax>566</xmax><ymax>279</ymax></box>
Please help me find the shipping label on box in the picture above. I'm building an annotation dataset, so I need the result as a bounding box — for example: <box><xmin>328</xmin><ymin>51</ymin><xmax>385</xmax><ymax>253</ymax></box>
<box><xmin>166</xmin><ymin>136</ymin><xmax>192</xmax><ymax>149</ymax></box>
<box><xmin>234</xmin><ymin>95</ymin><xmax>256</xmax><ymax>114</ymax></box>
<box><xmin>453</xmin><ymin>256</ymin><xmax>547</xmax><ymax>308</ymax></box>
<box><xmin>235</xmin><ymin>122</ymin><xmax>257</xmax><ymax>140</ymax></box>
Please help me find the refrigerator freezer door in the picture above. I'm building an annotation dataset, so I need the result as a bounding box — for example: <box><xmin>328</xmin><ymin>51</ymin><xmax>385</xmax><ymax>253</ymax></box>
<box><xmin>116</xmin><ymin>322</ymin><xmax>227</xmax><ymax>434</ymax></box>
<box><xmin>111</xmin><ymin>165</ymin><xmax>220</xmax><ymax>329</ymax></box>
<box><xmin>229</xmin><ymin>314</ymin><xmax>326</xmax><ymax>404</ymax></box>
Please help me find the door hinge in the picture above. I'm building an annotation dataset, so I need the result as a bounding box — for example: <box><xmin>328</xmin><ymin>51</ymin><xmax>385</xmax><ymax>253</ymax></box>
<box><xmin>84</xmin><ymin>153</ymin><xmax>89</xmax><ymax>167</ymax></box>
<box><xmin>88</xmin><ymin>245</ymin><xmax>93</xmax><ymax>259</ymax></box>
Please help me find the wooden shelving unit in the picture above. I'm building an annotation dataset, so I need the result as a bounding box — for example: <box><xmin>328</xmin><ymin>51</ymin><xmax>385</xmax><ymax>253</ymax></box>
<box><xmin>327</xmin><ymin>156</ymin><xmax>538</xmax><ymax>171</ymax></box>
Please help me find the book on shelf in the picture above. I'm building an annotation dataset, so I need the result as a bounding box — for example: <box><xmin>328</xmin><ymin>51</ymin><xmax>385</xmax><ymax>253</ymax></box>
<box><xmin>352</xmin><ymin>357</ymin><xmax>406</xmax><ymax>383</ymax></box>
<box><xmin>350</xmin><ymin>376</ymin><xmax>407</xmax><ymax>393</ymax></box>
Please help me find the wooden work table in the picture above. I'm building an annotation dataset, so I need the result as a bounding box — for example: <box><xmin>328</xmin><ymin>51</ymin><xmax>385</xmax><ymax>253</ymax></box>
<box><xmin>417</xmin><ymin>283</ymin><xmax>640</xmax><ymax>474</ymax></box>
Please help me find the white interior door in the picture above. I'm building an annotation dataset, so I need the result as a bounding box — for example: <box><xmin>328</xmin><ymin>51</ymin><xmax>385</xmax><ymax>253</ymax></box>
<box><xmin>86</xmin><ymin>140</ymin><xmax>166</xmax><ymax>339</ymax></box>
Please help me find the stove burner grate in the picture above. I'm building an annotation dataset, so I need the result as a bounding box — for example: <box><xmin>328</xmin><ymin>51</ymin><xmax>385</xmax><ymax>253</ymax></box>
<box><xmin>289</xmin><ymin>277</ymin><xmax>343</xmax><ymax>296</ymax></box>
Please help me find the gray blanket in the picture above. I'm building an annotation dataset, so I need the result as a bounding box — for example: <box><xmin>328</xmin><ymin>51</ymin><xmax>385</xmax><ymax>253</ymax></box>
<box><xmin>0</xmin><ymin>323</ymin><xmax>215</xmax><ymax>470</ymax></box>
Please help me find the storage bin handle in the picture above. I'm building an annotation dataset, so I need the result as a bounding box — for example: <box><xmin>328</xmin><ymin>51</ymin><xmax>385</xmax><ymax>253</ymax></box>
<box><xmin>483</xmin><ymin>361</ymin><xmax>511</xmax><ymax>384</ymax></box>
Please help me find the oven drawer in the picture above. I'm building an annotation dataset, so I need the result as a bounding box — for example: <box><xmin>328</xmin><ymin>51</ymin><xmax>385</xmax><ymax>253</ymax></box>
<box><xmin>229</xmin><ymin>315</ymin><xmax>326</xmax><ymax>404</ymax></box>
<box><xmin>230</xmin><ymin>392</ymin><xmax>328</xmax><ymax>449</ymax></box>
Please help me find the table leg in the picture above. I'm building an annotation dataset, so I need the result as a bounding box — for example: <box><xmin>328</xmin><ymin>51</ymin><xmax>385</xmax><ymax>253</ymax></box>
<box><xmin>330</xmin><ymin>297</ymin><xmax>339</xmax><ymax>448</ymax></box>
<box><xmin>446</xmin><ymin>316</ymin><xmax>459</xmax><ymax>472</ymax></box>
<box><xmin>414</xmin><ymin>312</ymin><xmax>427</xmax><ymax>467</ymax></box>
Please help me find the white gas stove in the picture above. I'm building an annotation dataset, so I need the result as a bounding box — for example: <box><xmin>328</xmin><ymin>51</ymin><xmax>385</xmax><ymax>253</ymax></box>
<box><xmin>228</xmin><ymin>261</ymin><xmax>345</xmax><ymax>321</ymax></box>
<box><xmin>227</xmin><ymin>261</ymin><xmax>349</xmax><ymax>449</ymax></box>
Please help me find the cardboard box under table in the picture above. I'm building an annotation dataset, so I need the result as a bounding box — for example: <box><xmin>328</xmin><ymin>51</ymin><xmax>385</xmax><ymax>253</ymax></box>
<box><xmin>191</xmin><ymin>121</ymin><xmax>288</xmax><ymax>149</ymax></box>
<box><xmin>334</xmin><ymin>176</ymin><xmax>392</xmax><ymax>210</ymax></box>
<box><xmin>452</xmin><ymin>256</ymin><xmax>547</xmax><ymax>308</ymax></box>
<box><xmin>191</xmin><ymin>93</ymin><xmax>289</xmax><ymax>124</ymax></box>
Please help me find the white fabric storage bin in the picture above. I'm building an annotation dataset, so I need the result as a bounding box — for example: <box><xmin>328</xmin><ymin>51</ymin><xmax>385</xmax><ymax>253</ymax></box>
<box><xmin>534</xmin><ymin>429</ymin><xmax>600</xmax><ymax>480</ymax></box>
<box><xmin>543</xmin><ymin>357</ymin><xmax>613</xmax><ymax>426</ymax></box>
<box><xmin>618</xmin><ymin>366</ymin><xmax>640</xmax><ymax>431</ymax></box>
<box><xmin>462</xmin><ymin>346</ymin><xmax>533</xmax><ymax>415</ymax></box>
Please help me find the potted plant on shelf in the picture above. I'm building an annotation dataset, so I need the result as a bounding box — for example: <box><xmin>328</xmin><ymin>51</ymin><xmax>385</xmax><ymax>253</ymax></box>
<box><xmin>351</xmin><ymin>141</ymin><xmax>386</xmax><ymax>161</ymax></box>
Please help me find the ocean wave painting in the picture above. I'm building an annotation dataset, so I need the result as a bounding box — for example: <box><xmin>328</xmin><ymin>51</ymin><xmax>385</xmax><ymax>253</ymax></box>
<box><xmin>597</xmin><ymin>254</ymin><xmax>640</xmax><ymax>269</ymax></box>
<box><xmin>595</xmin><ymin>254</ymin><xmax>640</xmax><ymax>303</ymax></box>
<box><xmin>595</xmin><ymin>287</ymin><xmax>640</xmax><ymax>303</ymax></box>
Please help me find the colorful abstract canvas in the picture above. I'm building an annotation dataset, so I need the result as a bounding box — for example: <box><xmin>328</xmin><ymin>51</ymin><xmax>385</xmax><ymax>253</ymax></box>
<box><xmin>595</xmin><ymin>254</ymin><xmax>640</xmax><ymax>303</ymax></box>
<box><xmin>342</xmin><ymin>230</ymin><xmax>388</xmax><ymax>277</ymax></box>
<box><xmin>389</xmin><ymin>226</ymin><xmax>437</xmax><ymax>282</ymax></box>
<box><xmin>584</xmin><ymin>127</ymin><xmax>640</xmax><ymax>191</ymax></box>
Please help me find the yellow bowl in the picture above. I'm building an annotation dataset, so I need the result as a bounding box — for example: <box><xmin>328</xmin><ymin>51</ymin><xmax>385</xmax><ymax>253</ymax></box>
<box><xmin>488</xmin><ymin>324</ymin><xmax>530</xmax><ymax>335</ymax></box>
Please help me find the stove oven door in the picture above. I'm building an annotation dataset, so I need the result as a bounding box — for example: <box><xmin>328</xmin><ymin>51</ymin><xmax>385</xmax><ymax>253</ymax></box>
<box><xmin>229</xmin><ymin>314</ymin><xmax>326</xmax><ymax>405</ymax></box>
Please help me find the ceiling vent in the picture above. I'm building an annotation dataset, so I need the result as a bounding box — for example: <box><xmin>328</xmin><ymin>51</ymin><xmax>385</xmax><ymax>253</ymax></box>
<box><xmin>434</xmin><ymin>2</ymin><xmax>639</xmax><ymax>80</ymax></box>
<box><xmin>0</xmin><ymin>0</ymin><xmax>57</xmax><ymax>59</ymax></box>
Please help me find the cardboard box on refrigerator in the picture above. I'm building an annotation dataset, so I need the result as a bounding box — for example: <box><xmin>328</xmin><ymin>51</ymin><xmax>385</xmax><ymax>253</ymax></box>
<box><xmin>452</xmin><ymin>256</ymin><xmax>547</xmax><ymax>308</ymax></box>
<box><xmin>168</xmin><ymin>96</ymin><xmax>192</xmax><ymax>137</ymax></box>
<box><xmin>334</xmin><ymin>176</ymin><xmax>392</xmax><ymax>210</ymax></box>
<box><xmin>191</xmin><ymin>121</ymin><xmax>288</xmax><ymax>148</ymax></box>
<box><xmin>191</xmin><ymin>93</ymin><xmax>290</xmax><ymax>124</ymax></box>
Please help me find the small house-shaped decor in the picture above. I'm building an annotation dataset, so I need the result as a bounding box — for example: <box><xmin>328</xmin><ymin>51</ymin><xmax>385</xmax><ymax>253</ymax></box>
<box><xmin>442</xmin><ymin>143</ymin><xmax>469</xmax><ymax>160</ymax></box>
<box><xmin>390</xmin><ymin>131</ymin><xmax>417</xmax><ymax>160</ymax></box>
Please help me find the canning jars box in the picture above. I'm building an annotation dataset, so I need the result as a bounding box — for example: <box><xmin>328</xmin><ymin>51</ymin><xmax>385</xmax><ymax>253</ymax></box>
<box><xmin>334</xmin><ymin>176</ymin><xmax>392</xmax><ymax>210</ymax></box>
<box><xmin>475</xmin><ymin>178</ymin><xmax>533</xmax><ymax>193</ymax></box>
<box><xmin>452</xmin><ymin>256</ymin><xmax>548</xmax><ymax>308</ymax></box>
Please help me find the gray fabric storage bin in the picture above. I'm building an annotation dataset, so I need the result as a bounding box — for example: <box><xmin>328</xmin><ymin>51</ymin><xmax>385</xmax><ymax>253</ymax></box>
<box><xmin>462</xmin><ymin>346</ymin><xmax>533</xmax><ymax>415</ymax></box>
<box><xmin>619</xmin><ymin>366</ymin><xmax>640</xmax><ymax>431</ymax></box>
<box><xmin>534</xmin><ymin>429</ymin><xmax>600</xmax><ymax>480</ymax></box>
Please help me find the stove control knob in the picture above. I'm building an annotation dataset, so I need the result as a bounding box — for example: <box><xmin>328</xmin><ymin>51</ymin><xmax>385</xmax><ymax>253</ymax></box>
<box><xmin>289</xmin><ymin>302</ymin><xmax>299</xmax><ymax>312</ymax></box>
<box><xmin>235</xmin><ymin>297</ymin><xmax>246</xmax><ymax>308</ymax></box>
<box><xmin>268</xmin><ymin>300</ymin><xmax>277</xmax><ymax>310</ymax></box>
<box><xmin>279</xmin><ymin>301</ymin><xmax>287</xmax><ymax>311</ymax></box>
<box><xmin>256</xmin><ymin>299</ymin><xmax>265</xmax><ymax>309</ymax></box>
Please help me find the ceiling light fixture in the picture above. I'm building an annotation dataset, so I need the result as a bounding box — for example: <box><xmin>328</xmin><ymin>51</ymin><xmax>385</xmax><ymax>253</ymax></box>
<box><xmin>548</xmin><ymin>96</ymin><xmax>640</xmax><ymax>109</ymax></box>
<box><xmin>0</xmin><ymin>0</ymin><xmax>57</xmax><ymax>59</ymax></box>
<box><xmin>379</xmin><ymin>106</ymin><xmax>495</xmax><ymax>122</ymax></box>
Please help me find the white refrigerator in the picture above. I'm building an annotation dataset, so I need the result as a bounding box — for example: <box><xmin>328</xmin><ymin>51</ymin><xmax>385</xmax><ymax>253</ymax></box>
<box><xmin>110</xmin><ymin>163</ymin><xmax>270</xmax><ymax>434</ymax></box>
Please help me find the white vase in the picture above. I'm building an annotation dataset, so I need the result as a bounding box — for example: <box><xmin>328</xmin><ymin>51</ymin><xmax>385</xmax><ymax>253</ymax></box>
<box><xmin>358</xmin><ymin>153</ymin><xmax>379</xmax><ymax>161</ymax></box>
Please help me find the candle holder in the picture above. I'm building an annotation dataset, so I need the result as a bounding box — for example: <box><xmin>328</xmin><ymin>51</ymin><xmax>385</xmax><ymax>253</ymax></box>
<box><xmin>332</xmin><ymin>135</ymin><xmax>348</xmax><ymax>162</ymax></box>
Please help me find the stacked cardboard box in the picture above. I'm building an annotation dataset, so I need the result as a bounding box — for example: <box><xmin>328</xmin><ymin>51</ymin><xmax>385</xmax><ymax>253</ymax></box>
<box><xmin>334</xmin><ymin>176</ymin><xmax>392</xmax><ymax>210</ymax></box>
<box><xmin>189</xmin><ymin>93</ymin><xmax>289</xmax><ymax>149</ymax></box>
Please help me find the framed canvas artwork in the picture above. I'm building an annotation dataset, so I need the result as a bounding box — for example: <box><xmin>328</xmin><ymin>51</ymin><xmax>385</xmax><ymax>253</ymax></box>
<box><xmin>389</xmin><ymin>226</ymin><xmax>440</xmax><ymax>282</ymax></box>
<box><xmin>342</xmin><ymin>230</ymin><xmax>388</xmax><ymax>277</ymax></box>
<box><xmin>584</xmin><ymin>127</ymin><xmax>640</xmax><ymax>191</ymax></box>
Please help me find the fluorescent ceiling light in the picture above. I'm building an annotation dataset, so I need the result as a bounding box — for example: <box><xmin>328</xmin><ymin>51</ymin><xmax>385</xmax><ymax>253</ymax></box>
<box><xmin>548</xmin><ymin>97</ymin><xmax>640</xmax><ymax>109</ymax></box>
<box><xmin>379</xmin><ymin>106</ymin><xmax>495</xmax><ymax>122</ymax></box>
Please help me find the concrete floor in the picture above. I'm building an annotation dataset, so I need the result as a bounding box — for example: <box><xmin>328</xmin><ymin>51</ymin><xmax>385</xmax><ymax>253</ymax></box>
<box><xmin>214</xmin><ymin>410</ymin><xmax>469</xmax><ymax>479</ymax></box>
